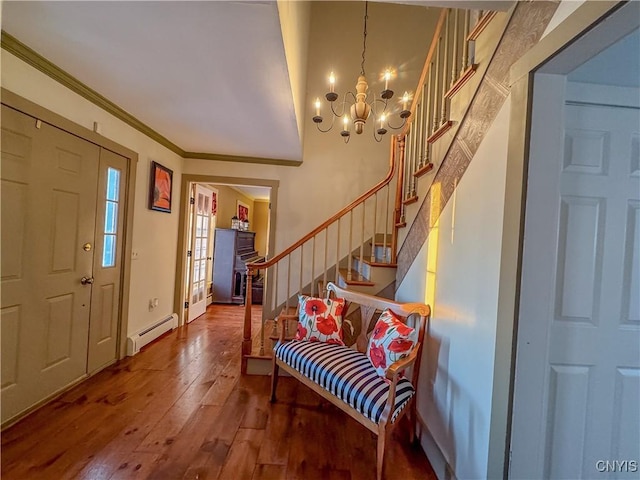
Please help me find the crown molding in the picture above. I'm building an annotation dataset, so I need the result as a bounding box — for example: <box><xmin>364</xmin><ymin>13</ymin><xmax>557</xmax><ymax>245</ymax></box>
<box><xmin>182</xmin><ymin>151</ymin><xmax>302</xmax><ymax>167</ymax></box>
<box><xmin>1</xmin><ymin>31</ymin><xmax>301</xmax><ymax>167</ymax></box>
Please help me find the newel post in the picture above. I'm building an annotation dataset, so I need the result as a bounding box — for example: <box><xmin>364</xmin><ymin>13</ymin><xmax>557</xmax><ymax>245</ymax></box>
<box><xmin>392</xmin><ymin>135</ymin><xmax>406</xmax><ymax>262</ymax></box>
<box><xmin>242</xmin><ymin>267</ymin><xmax>254</xmax><ymax>373</ymax></box>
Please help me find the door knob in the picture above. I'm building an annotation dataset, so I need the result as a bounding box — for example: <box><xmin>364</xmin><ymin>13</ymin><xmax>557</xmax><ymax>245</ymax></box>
<box><xmin>81</xmin><ymin>276</ymin><xmax>94</xmax><ymax>285</ymax></box>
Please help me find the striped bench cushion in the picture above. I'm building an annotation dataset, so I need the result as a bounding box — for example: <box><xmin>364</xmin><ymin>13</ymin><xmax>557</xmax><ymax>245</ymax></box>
<box><xmin>275</xmin><ymin>340</ymin><xmax>415</xmax><ymax>425</ymax></box>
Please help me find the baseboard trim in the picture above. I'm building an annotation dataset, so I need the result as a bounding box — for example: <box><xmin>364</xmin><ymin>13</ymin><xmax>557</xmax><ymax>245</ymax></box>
<box><xmin>416</xmin><ymin>409</ymin><xmax>457</xmax><ymax>480</ymax></box>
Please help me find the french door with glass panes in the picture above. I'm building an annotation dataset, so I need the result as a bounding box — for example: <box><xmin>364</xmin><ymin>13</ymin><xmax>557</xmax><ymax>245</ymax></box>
<box><xmin>187</xmin><ymin>184</ymin><xmax>212</xmax><ymax>322</ymax></box>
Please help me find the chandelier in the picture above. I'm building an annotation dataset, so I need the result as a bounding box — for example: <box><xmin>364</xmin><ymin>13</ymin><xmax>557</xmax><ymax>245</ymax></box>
<box><xmin>312</xmin><ymin>1</ymin><xmax>411</xmax><ymax>143</ymax></box>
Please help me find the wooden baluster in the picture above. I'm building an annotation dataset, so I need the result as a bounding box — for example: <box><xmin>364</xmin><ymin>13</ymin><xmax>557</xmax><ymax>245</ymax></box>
<box><xmin>416</xmin><ymin>88</ymin><xmax>424</xmax><ymax>171</ymax></box>
<box><xmin>384</xmin><ymin>184</ymin><xmax>390</xmax><ymax>262</ymax></box>
<box><xmin>451</xmin><ymin>9</ymin><xmax>460</xmax><ymax>87</ymax></box>
<box><xmin>414</xmin><ymin>101</ymin><xmax>421</xmax><ymax>176</ymax></box>
<box><xmin>299</xmin><ymin>245</ymin><xmax>304</xmax><ymax>296</ymax></box>
<box><xmin>347</xmin><ymin>210</ymin><xmax>353</xmax><ymax>281</ymax></box>
<box><xmin>311</xmin><ymin>235</ymin><xmax>316</xmax><ymax>297</ymax></box>
<box><xmin>405</xmin><ymin>130</ymin><xmax>413</xmax><ymax>199</ymax></box>
<box><xmin>433</xmin><ymin>33</ymin><xmax>441</xmax><ymax>134</ymax></box>
<box><xmin>461</xmin><ymin>9</ymin><xmax>470</xmax><ymax>74</ymax></box>
<box><xmin>286</xmin><ymin>255</ymin><xmax>291</xmax><ymax>314</ymax></box>
<box><xmin>441</xmin><ymin>9</ymin><xmax>450</xmax><ymax>125</ymax></box>
<box><xmin>335</xmin><ymin>219</ymin><xmax>340</xmax><ymax>284</ymax></box>
<box><xmin>371</xmin><ymin>193</ymin><xmax>377</xmax><ymax>263</ymax></box>
<box><xmin>359</xmin><ymin>201</ymin><xmax>365</xmax><ymax>279</ymax></box>
<box><xmin>323</xmin><ymin>228</ymin><xmax>328</xmax><ymax>295</ymax></box>
<box><xmin>273</xmin><ymin>262</ymin><xmax>279</xmax><ymax>315</ymax></box>
<box><xmin>424</xmin><ymin>65</ymin><xmax>433</xmax><ymax>165</ymax></box>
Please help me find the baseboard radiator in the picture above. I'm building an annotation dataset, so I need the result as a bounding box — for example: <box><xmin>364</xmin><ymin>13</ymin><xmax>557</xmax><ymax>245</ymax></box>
<box><xmin>126</xmin><ymin>313</ymin><xmax>178</xmax><ymax>356</ymax></box>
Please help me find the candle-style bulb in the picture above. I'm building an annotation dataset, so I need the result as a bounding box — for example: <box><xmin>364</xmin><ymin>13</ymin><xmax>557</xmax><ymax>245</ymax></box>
<box><xmin>329</xmin><ymin>72</ymin><xmax>336</xmax><ymax>93</ymax></box>
<box><xmin>379</xmin><ymin>113</ymin><xmax>386</xmax><ymax>128</ymax></box>
<box><xmin>315</xmin><ymin>98</ymin><xmax>321</xmax><ymax>116</ymax></box>
<box><xmin>384</xmin><ymin>71</ymin><xmax>391</xmax><ymax>90</ymax></box>
<box><xmin>343</xmin><ymin>116</ymin><xmax>349</xmax><ymax>131</ymax></box>
<box><xmin>402</xmin><ymin>92</ymin><xmax>409</xmax><ymax>110</ymax></box>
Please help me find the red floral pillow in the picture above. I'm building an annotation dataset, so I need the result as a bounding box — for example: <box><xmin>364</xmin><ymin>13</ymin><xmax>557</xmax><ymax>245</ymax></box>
<box><xmin>294</xmin><ymin>295</ymin><xmax>346</xmax><ymax>345</ymax></box>
<box><xmin>367</xmin><ymin>309</ymin><xmax>418</xmax><ymax>377</ymax></box>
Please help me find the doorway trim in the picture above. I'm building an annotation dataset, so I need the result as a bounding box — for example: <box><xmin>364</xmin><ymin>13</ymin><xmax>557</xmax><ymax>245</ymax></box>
<box><xmin>174</xmin><ymin>174</ymin><xmax>279</xmax><ymax>326</ymax></box>
<box><xmin>0</xmin><ymin>88</ymin><xmax>138</xmax><ymax>363</ymax></box>
<box><xmin>481</xmin><ymin>1</ymin><xmax>635</xmax><ymax>477</ymax></box>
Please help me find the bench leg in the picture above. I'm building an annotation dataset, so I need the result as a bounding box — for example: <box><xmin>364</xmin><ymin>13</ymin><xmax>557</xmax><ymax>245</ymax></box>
<box><xmin>270</xmin><ymin>359</ymin><xmax>280</xmax><ymax>403</ymax></box>
<box><xmin>376</xmin><ymin>429</ymin><xmax>387</xmax><ymax>480</ymax></box>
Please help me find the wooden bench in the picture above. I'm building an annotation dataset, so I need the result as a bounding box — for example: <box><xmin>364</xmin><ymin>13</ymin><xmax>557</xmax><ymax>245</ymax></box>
<box><xmin>270</xmin><ymin>282</ymin><xmax>431</xmax><ymax>480</ymax></box>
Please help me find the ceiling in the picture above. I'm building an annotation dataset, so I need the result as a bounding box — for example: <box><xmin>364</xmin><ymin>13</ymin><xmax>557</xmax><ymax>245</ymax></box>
<box><xmin>568</xmin><ymin>28</ymin><xmax>640</xmax><ymax>88</ymax></box>
<box><xmin>2</xmin><ymin>1</ymin><xmax>302</xmax><ymax>161</ymax></box>
<box><xmin>9</xmin><ymin>0</ymin><xmax>632</xmax><ymax>167</ymax></box>
<box><xmin>2</xmin><ymin>1</ymin><xmax>511</xmax><ymax>163</ymax></box>
<box><xmin>229</xmin><ymin>185</ymin><xmax>271</xmax><ymax>202</ymax></box>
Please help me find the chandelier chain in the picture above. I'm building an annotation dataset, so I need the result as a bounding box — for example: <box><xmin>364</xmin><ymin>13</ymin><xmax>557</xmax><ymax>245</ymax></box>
<box><xmin>361</xmin><ymin>1</ymin><xmax>368</xmax><ymax>77</ymax></box>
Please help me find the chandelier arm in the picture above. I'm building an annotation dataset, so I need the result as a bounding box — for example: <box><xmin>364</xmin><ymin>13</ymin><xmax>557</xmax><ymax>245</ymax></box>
<box><xmin>386</xmin><ymin>117</ymin><xmax>408</xmax><ymax>130</ymax></box>
<box><xmin>329</xmin><ymin>91</ymin><xmax>358</xmax><ymax>118</ymax></box>
<box><xmin>316</xmin><ymin>115</ymin><xmax>336</xmax><ymax>133</ymax></box>
<box><xmin>370</xmin><ymin>97</ymin><xmax>389</xmax><ymax>112</ymax></box>
<box><xmin>372</xmin><ymin>128</ymin><xmax>384</xmax><ymax>143</ymax></box>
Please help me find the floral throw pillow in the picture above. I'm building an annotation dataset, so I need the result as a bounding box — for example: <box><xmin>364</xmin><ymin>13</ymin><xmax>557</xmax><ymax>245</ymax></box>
<box><xmin>367</xmin><ymin>308</ymin><xmax>418</xmax><ymax>377</ymax></box>
<box><xmin>294</xmin><ymin>295</ymin><xmax>346</xmax><ymax>345</ymax></box>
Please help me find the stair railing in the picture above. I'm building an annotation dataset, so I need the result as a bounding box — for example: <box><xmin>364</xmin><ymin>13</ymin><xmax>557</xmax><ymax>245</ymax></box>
<box><xmin>242</xmin><ymin>6</ymin><xmax>496</xmax><ymax>369</ymax></box>
<box><xmin>398</xmin><ymin>7</ymin><xmax>495</xmax><ymax>223</ymax></box>
<box><xmin>243</xmin><ymin>135</ymin><xmax>401</xmax><ymax>364</ymax></box>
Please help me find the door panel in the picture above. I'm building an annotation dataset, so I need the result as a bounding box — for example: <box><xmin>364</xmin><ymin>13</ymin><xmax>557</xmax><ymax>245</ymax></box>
<box><xmin>511</xmin><ymin>75</ymin><xmax>640</xmax><ymax>479</ymax></box>
<box><xmin>1</xmin><ymin>105</ymin><xmax>100</xmax><ymax>424</ymax></box>
<box><xmin>87</xmin><ymin>149</ymin><xmax>128</xmax><ymax>374</ymax></box>
<box><xmin>188</xmin><ymin>184</ymin><xmax>212</xmax><ymax>322</ymax></box>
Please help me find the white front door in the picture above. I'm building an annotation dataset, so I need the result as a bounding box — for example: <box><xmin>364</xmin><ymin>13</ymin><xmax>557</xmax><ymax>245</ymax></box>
<box><xmin>187</xmin><ymin>184</ymin><xmax>212</xmax><ymax>322</ymax></box>
<box><xmin>511</xmin><ymin>75</ymin><xmax>640</xmax><ymax>479</ymax></box>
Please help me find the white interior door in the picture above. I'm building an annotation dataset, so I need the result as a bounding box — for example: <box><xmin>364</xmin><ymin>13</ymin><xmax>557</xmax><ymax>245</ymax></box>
<box><xmin>187</xmin><ymin>184</ymin><xmax>212</xmax><ymax>322</ymax></box>
<box><xmin>511</xmin><ymin>75</ymin><xmax>640</xmax><ymax>479</ymax></box>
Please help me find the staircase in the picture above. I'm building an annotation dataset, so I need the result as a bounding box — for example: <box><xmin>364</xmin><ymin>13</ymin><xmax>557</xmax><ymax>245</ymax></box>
<box><xmin>242</xmin><ymin>6</ymin><xmax>508</xmax><ymax>375</ymax></box>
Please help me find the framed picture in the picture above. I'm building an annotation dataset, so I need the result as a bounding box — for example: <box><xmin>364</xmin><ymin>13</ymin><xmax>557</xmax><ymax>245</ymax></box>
<box><xmin>149</xmin><ymin>161</ymin><xmax>173</xmax><ymax>213</ymax></box>
<box><xmin>237</xmin><ymin>200</ymin><xmax>249</xmax><ymax>222</ymax></box>
<box><xmin>211</xmin><ymin>191</ymin><xmax>218</xmax><ymax>216</ymax></box>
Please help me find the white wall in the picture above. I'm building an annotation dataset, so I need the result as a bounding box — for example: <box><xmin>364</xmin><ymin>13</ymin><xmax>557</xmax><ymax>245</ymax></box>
<box><xmin>396</xmin><ymin>100</ymin><xmax>510</xmax><ymax>479</ymax></box>
<box><xmin>1</xmin><ymin>51</ymin><xmax>183</xmax><ymax>336</ymax></box>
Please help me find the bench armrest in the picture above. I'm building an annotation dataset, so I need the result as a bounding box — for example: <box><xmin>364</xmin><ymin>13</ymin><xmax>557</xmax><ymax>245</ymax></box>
<box><xmin>385</xmin><ymin>342</ymin><xmax>421</xmax><ymax>381</ymax></box>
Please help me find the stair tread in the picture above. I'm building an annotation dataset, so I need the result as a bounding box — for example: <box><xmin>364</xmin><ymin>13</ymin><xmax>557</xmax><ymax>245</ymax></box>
<box><xmin>338</xmin><ymin>268</ymin><xmax>375</xmax><ymax>286</ymax></box>
<box><xmin>352</xmin><ymin>255</ymin><xmax>397</xmax><ymax>268</ymax></box>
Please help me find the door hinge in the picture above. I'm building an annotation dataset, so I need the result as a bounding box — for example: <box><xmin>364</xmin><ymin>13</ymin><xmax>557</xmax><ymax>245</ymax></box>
<box><xmin>190</xmin><ymin>197</ymin><xmax>195</xmax><ymax>205</ymax></box>
<box><xmin>187</xmin><ymin>250</ymin><xmax>192</xmax><ymax>257</ymax></box>
<box><xmin>184</xmin><ymin>301</ymin><xmax>189</xmax><ymax>309</ymax></box>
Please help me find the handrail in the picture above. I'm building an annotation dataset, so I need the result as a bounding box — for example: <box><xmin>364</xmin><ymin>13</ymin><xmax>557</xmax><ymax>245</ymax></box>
<box><xmin>247</xmin><ymin>135</ymin><xmax>398</xmax><ymax>272</ymax></box>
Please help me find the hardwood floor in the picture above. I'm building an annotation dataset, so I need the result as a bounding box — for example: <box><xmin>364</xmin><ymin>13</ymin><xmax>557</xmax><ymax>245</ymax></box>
<box><xmin>1</xmin><ymin>304</ymin><xmax>436</xmax><ymax>480</ymax></box>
